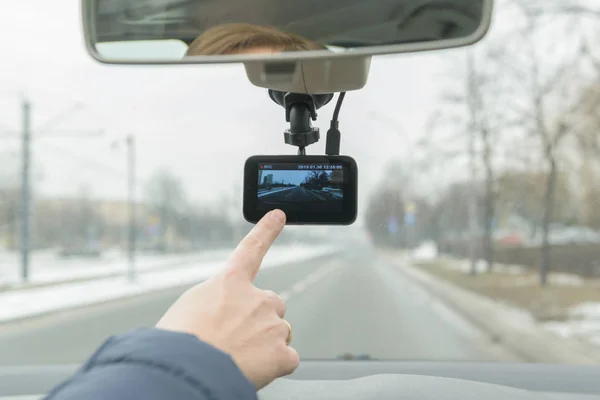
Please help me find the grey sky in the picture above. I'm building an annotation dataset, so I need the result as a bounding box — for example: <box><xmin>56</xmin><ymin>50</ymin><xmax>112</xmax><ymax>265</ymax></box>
<box><xmin>0</xmin><ymin>1</ymin><xmax>444</xmax><ymax>210</ymax></box>
<box><xmin>0</xmin><ymin>0</ymin><xmax>597</xmax><ymax>222</ymax></box>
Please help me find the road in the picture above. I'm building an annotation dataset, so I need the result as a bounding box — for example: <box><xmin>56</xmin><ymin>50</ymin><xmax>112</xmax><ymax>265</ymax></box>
<box><xmin>260</xmin><ymin>186</ymin><xmax>334</xmax><ymax>203</ymax></box>
<box><xmin>0</xmin><ymin>247</ymin><xmax>517</xmax><ymax>366</ymax></box>
<box><xmin>259</xmin><ymin>186</ymin><xmax>343</xmax><ymax>213</ymax></box>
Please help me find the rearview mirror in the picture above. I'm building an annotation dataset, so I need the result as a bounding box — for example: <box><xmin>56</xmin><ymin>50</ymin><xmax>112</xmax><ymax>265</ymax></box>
<box><xmin>81</xmin><ymin>0</ymin><xmax>493</xmax><ymax>94</ymax></box>
<box><xmin>82</xmin><ymin>0</ymin><xmax>493</xmax><ymax>63</ymax></box>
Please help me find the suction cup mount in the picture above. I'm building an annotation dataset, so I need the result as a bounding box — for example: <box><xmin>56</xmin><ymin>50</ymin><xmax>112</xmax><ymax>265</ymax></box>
<box><xmin>268</xmin><ymin>90</ymin><xmax>334</xmax><ymax>155</ymax></box>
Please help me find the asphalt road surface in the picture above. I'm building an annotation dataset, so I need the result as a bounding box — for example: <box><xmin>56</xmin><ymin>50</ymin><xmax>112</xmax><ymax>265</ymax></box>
<box><xmin>261</xmin><ymin>187</ymin><xmax>326</xmax><ymax>202</ymax></box>
<box><xmin>0</xmin><ymin>246</ymin><xmax>517</xmax><ymax>366</ymax></box>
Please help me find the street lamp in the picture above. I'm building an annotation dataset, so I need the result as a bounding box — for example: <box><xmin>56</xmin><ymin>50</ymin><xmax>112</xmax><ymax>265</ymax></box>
<box><xmin>111</xmin><ymin>134</ymin><xmax>137</xmax><ymax>282</ymax></box>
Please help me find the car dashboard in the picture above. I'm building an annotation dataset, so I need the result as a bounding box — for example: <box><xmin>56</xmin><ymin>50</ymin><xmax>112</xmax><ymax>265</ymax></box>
<box><xmin>1</xmin><ymin>361</ymin><xmax>600</xmax><ymax>400</ymax></box>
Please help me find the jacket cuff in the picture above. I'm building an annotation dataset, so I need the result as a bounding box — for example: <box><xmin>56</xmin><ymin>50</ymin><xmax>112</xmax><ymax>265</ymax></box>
<box><xmin>83</xmin><ymin>328</ymin><xmax>257</xmax><ymax>400</ymax></box>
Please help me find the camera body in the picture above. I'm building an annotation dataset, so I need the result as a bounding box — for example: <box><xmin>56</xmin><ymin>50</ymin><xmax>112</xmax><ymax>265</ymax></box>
<box><xmin>243</xmin><ymin>155</ymin><xmax>358</xmax><ymax>225</ymax></box>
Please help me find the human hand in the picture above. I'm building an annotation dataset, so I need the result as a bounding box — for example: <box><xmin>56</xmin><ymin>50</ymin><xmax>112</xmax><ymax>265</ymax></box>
<box><xmin>156</xmin><ymin>209</ymin><xmax>298</xmax><ymax>389</ymax></box>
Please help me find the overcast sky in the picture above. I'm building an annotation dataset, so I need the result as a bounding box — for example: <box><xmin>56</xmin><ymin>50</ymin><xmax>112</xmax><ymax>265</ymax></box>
<box><xmin>0</xmin><ymin>0</ymin><xmax>596</xmax><ymax>222</ymax></box>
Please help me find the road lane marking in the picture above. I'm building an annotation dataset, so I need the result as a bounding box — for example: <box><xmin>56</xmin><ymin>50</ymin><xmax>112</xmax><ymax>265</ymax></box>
<box><xmin>280</xmin><ymin>291</ymin><xmax>292</xmax><ymax>301</ymax></box>
<box><xmin>278</xmin><ymin>262</ymin><xmax>339</xmax><ymax>303</ymax></box>
<box><xmin>291</xmin><ymin>281</ymin><xmax>308</xmax><ymax>293</ymax></box>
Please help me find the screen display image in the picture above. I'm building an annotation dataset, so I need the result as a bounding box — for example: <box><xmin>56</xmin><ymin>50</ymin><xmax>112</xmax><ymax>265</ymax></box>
<box><xmin>257</xmin><ymin>163</ymin><xmax>344</xmax><ymax>212</ymax></box>
<box><xmin>243</xmin><ymin>155</ymin><xmax>357</xmax><ymax>225</ymax></box>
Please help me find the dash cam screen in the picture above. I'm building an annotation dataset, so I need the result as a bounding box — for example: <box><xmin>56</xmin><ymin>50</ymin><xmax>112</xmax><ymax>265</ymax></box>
<box><xmin>243</xmin><ymin>155</ymin><xmax>357</xmax><ymax>225</ymax></box>
<box><xmin>257</xmin><ymin>163</ymin><xmax>344</xmax><ymax>212</ymax></box>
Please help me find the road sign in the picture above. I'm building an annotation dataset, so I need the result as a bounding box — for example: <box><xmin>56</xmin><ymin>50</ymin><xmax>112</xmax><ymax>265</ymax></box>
<box><xmin>387</xmin><ymin>217</ymin><xmax>399</xmax><ymax>235</ymax></box>
<box><xmin>148</xmin><ymin>225</ymin><xmax>159</xmax><ymax>237</ymax></box>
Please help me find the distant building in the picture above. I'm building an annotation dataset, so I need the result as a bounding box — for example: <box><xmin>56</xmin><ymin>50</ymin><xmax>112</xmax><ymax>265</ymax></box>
<box><xmin>264</xmin><ymin>174</ymin><xmax>273</xmax><ymax>186</ymax></box>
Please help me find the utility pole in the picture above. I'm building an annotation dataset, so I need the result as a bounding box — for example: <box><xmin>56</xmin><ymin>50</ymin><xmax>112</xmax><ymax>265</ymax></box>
<box><xmin>126</xmin><ymin>135</ymin><xmax>137</xmax><ymax>282</ymax></box>
<box><xmin>0</xmin><ymin>94</ymin><xmax>102</xmax><ymax>284</ymax></box>
<box><xmin>20</xmin><ymin>98</ymin><xmax>31</xmax><ymax>283</ymax></box>
<box><xmin>466</xmin><ymin>50</ymin><xmax>479</xmax><ymax>276</ymax></box>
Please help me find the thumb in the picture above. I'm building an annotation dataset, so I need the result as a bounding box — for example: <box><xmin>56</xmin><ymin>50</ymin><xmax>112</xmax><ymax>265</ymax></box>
<box><xmin>225</xmin><ymin>209</ymin><xmax>286</xmax><ymax>282</ymax></box>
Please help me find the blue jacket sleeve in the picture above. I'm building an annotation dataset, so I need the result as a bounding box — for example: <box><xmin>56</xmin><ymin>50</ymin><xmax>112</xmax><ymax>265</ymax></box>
<box><xmin>43</xmin><ymin>328</ymin><xmax>257</xmax><ymax>400</ymax></box>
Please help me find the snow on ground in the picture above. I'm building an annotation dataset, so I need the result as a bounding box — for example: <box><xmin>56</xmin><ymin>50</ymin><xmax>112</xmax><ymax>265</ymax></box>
<box><xmin>431</xmin><ymin>255</ymin><xmax>588</xmax><ymax>286</ymax></box>
<box><xmin>410</xmin><ymin>241</ymin><xmax>438</xmax><ymax>261</ymax></box>
<box><xmin>543</xmin><ymin>302</ymin><xmax>600</xmax><ymax>347</ymax></box>
<box><xmin>436</xmin><ymin>257</ymin><xmax>526</xmax><ymax>276</ymax></box>
<box><xmin>0</xmin><ymin>248</ymin><xmax>234</xmax><ymax>287</ymax></box>
<box><xmin>0</xmin><ymin>244</ymin><xmax>340</xmax><ymax>323</ymax></box>
<box><xmin>408</xmin><ymin>247</ymin><xmax>600</xmax><ymax>348</ymax></box>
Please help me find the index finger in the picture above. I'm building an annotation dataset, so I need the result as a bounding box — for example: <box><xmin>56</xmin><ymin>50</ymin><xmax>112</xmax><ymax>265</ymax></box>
<box><xmin>225</xmin><ymin>209</ymin><xmax>286</xmax><ymax>281</ymax></box>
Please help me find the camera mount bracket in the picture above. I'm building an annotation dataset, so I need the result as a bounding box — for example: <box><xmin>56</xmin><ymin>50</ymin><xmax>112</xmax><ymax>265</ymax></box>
<box><xmin>268</xmin><ymin>90</ymin><xmax>334</xmax><ymax>155</ymax></box>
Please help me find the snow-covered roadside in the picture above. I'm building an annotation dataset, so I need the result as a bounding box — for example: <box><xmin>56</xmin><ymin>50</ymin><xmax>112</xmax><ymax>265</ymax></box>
<box><xmin>408</xmin><ymin>242</ymin><xmax>600</xmax><ymax>351</ymax></box>
<box><xmin>423</xmin><ymin>253</ymin><xmax>585</xmax><ymax>286</ymax></box>
<box><xmin>544</xmin><ymin>303</ymin><xmax>600</xmax><ymax>348</ymax></box>
<box><xmin>0</xmin><ymin>244</ymin><xmax>340</xmax><ymax>323</ymax></box>
<box><xmin>0</xmin><ymin>249</ymin><xmax>234</xmax><ymax>287</ymax></box>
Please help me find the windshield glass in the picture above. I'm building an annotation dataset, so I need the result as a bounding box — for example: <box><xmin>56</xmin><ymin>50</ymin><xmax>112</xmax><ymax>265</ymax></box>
<box><xmin>1</xmin><ymin>0</ymin><xmax>599</xmax><ymax>366</ymax></box>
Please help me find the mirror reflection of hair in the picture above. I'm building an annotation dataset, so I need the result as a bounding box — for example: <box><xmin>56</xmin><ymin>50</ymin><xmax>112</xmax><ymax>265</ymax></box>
<box><xmin>185</xmin><ymin>23</ymin><xmax>327</xmax><ymax>56</ymax></box>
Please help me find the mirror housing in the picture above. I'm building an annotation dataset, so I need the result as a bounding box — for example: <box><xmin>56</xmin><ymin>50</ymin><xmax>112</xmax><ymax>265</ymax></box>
<box><xmin>244</xmin><ymin>56</ymin><xmax>372</xmax><ymax>94</ymax></box>
<box><xmin>80</xmin><ymin>0</ymin><xmax>493</xmax><ymax>93</ymax></box>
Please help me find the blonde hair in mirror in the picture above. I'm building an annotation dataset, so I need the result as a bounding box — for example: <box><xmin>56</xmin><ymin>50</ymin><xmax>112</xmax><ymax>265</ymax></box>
<box><xmin>185</xmin><ymin>23</ymin><xmax>327</xmax><ymax>56</ymax></box>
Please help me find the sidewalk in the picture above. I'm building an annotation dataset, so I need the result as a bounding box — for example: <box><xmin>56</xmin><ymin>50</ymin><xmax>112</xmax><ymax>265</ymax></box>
<box><xmin>0</xmin><ymin>244</ymin><xmax>341</xmax><ymax>324</ymax></box>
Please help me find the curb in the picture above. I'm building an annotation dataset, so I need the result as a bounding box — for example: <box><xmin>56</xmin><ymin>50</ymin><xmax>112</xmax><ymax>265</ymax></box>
<box><xmin>384</xmin><ymin>254</ymin><xmax>600</xmax><ymax>364</ymax></box>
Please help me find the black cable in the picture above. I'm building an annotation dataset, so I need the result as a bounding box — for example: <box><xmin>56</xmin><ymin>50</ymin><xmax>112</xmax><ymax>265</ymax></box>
<box><xmin>332</xmin><ymin>92</ymin><xmax>346</xmax><ymax>123</ymax></box>
<box><xmin>326</xmin><ymin>92</ymin><xmax>346</xmax><ymax>156</ymax></box>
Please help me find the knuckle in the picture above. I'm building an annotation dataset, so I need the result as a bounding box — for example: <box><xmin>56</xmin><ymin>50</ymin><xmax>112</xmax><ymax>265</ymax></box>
<box><xmin>287</xmin><ymin>348</ymin><xmax>300</xmax><ymax>371</ymax></box>
<box><xmin>264</xmin><ymin>316</ymin><xmax>286</xmax><ymax>337</ymax></box>
<box><xmin>261</xmin><ymin>290</ymin><xmax>282</xmax><ymax>308</ymax></box>
<box><xmin>276</xmin><ymin>345</ymin><xmax>299</xmax><ymax>376</ymax></box>
<box><xmin>278</xmin><ymin>298</ymin><xmax>287</xmax><ymax>316</ymax></box>
<box><xmin>277</xmin><ymin>319</ymin><xmax>289</xmax><ymax>337</ymax></box>
<box><xmin>259</xmin><ymin>290</ymin><xmax>274</xmax><ymax>306</ymax></box>
<box><xmin>266</xmin><ymin>290</ymin><xmax>285</xmax><ymax>307</ymax></box>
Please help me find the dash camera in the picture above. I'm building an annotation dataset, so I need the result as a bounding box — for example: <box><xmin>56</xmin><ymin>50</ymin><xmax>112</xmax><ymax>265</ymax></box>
<box><xmin>243</xmin><ymin>155</ymin><xmax>358</xmax><ymax>225</ymax></box>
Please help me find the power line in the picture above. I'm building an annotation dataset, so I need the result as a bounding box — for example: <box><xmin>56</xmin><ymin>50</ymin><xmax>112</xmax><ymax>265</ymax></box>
<box><xmin>38</xmin><ymin>141</ymin><xmax>126</xmax><ymax>177</ymax></box>
<box><xmin>38</xmin><ymin>141</ymin><xmax>146</xmax><ymax>189</ymax></box>
<box><xmin>3</xmin><ymin>93</ymin><xmax>146</xmax><ymax>284</ymax></box>
<box><xmin>35</xmin><ymin>103</ymin><xmax>84</xmax><ymax>133</ymax></box>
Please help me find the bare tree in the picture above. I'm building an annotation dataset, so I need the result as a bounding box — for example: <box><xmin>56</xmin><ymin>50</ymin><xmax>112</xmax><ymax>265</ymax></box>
<box><xmin>466</xmin><ymin>50</ymin><xmax>497</xmax><ymax>274</ymax></box>
<box><xmin>431</xmin><ymin>45</ymin><xmax>505</xmax><ymax>274</ymax></box>
<box><xmin>496</xmin><ymin>3</ymin><xmax>591</xmax><ymax>285</ymax></box>
<box><xmin>145</xmin><ymin>168</ymin><xmax>187</xmax><ymax>252</ymax></box>
<box><xmin>573</xmin><ymin>82</ymin><xmax>600</xmax><ymax>152</ymax></box>
<box><xmin>527</xmin><ymin>1</ymin><xmax>600</xmax><ymax>19</ymax></box>
<box><xmin>526</xmin><ymin>1</ymin><xmax>600</xmax><ymax>73</ymax></box>
<box><xmin>569</xmin><ymin>80</ymin><xmax>600</xmax><ymax>227</ymax></box>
